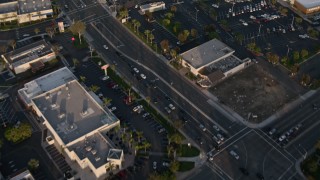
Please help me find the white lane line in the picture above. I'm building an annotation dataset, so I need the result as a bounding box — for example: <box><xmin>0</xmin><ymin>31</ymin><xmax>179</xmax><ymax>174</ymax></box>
<box><xmin>94</xmin><ymin>22</ymin><xmax>124</xmax><ymax>46</ymax></box>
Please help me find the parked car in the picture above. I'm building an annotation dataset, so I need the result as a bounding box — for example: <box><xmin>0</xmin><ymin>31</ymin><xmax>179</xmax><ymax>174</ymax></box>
<box><xmin>213</xmin><ymin>136</ymin><xmax>221</xmax><ymax>144</ymax></box>
<box><xmin>140</xmin><ymin>74</ymin><xmax>146</xmax><ymax>79</ymax></box>
<box><xmin>133</xmin><ymin>68</ymin><xmax>139</xmax><ymax>73</ymax></box>
<box><xmin>268</xmin><ymin>128</ymin><xmax>276</xmax><ymax>136</ymax></box>
<box><xmin>142</xmin><ymin>113</ymin><xmax>150</xmax><ymax>118</ymax></box>
<box><xmin>101</xmin><ymin>76</ymin><xmax>110</xmax><ymax>81</ymax></box>
<box><xmin>217</xmin><ymin>133</ymin><xmax>224</xmax><ymax>141</ymax></box>
<box><xmin>230</xmin><ymin>150</ymin><xmax>240</xmax><ymax>160</ymax></box>
<box><xmin>103</xmin><ymin>45</ymin><xmax>108</xmax><ymax>50</ymax></box>
<box><xmin>164</xmin><ymin>107</ymin><xmax>171</xmax><ymax>114</ymax></box>
<box><xmin>109</xmin><ymin>107</ymin><xmax>117</xmax><ymax>112</ymax></box>
<box><xmin>213</xmin><ymin>125</ymin><xmax>220</xmax><ymax>131</ymax></box>
<box><xmin>133</xmin><ymin>105</ymin><xmax>143</xmax><ymax>112</ymax></box>
<box><xmin>168</xmin><ymin>104</ymin><xmax>175</xmax><ymax>110</ymax></box>
<box><xmin>199</xmin><ymin>124</ymin><xmax>206</xmax><ymax>131</ymax></box>
<box><xmin>153</xmin><ymin>161</ymin><xmax>157</xmax><ymax>170</ymax></box>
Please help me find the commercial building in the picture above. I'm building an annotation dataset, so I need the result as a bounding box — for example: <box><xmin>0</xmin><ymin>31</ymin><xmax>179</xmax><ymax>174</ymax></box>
<box><xmin>140</xmin><ymin>1</ymin><xmax>165</xmax><ymax>14</ymax></box>
<box><xmin>1</xmin><ymin>40</ymin><xmax>56</xmax><ymax>74</ymax></box>
<box><xmin>0</xmin><ymin>0</ymin><xmax>53</xmax><ymax>24</ymax></box>
<box><xmin>294</xmin><ymin>0</ymin><xmax>320</xmax><ymax>15</ymax></box>
<box><xmin>17</xmin><ymin>67</ymin><xmax>123</xmax><ymax>179</ymax></box>
<box><xmin>7</xmin><ymin>169</ymin><xmax>35</xmax><ymax>180</ymax></box>
<box><xmin>180</xmin><ymin>39</ymin><xmax>251</xmax><ymax>87</ymax></box>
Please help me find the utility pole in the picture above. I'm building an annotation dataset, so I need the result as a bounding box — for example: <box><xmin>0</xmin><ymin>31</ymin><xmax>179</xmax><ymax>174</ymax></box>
<box><xmin>258</xmin><ymin>24</ymin><xmax>262</xmax><ymax>36</ymax></box>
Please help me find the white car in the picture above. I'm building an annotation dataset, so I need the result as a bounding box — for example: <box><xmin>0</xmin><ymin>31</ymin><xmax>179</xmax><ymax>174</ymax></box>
<box><xmin>162</xmin><ymin>162</ymin><xmax>170</xmax><ymax>167</ymax></box>
<box><xmin>109</xmin><ymin>106</ymin><xmax>117</xmax><ymax>112</ymax></box>
<box><xmin>133</xmin><ymin>68</ymin><xmax>139</xmax><ymax>73</ymax></box>
<box><xmin>23</xmin><ymin>34</ymin><xmax>30</xmax><ymax>37</ymax></box>
<box><xmin>133</xmin><ymin>105</ymin><xmax>143</xmax><ymax>112</ymax></box>
<box><xmin>101</xmin><ymin>76</ymin><xmax>109</xmax><ymax>81</ymax></box>
<box><xmin>230</xmin><ymin>150</ymin><xmax>240</xmax><ymax>160</ymax></box>
<box><xmin>140</xmin><ymin>74</ymin><xmax>146</xmax><ymax>79</ymax></box>
<box><xmin>212</xmin><ymin>3</ymin><xmax>219</xmax><ymax>8</ymax></box>
<box><xmin>153</xmin><ymin>161</ymin><xmax>157</xmax><ymax>170</ymax></box>
<box><xmin>278</xmin><ymin>135</ymin><xmax>286</xmax><ymax>142</ymax></box>
<box><xmin>164</xmin><ymin>107</ymin><xmax>171</xmax><ymax>114</ymax></box>
<box><xmin>168</xmin><ymin>104</ymin><xmax>175</xmax><ymax>110</ymax></box>
<box><xmin>242</xmin><ymin>22</ymin><xmax>248</xmax><ymax>26</ymax></box>
<box><xmin>199</xmin><ymin>124</ymin><xmax>206</xmax><ymax>131</ymax></box>
<box><xmin>103</xmin><ymin>45</ymin><xmax>108</xmax><ymax>50</ymax></box>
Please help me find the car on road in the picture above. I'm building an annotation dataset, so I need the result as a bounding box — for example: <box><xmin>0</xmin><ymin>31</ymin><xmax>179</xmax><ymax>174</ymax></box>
<box><xmin>103</xmin><ymin>45</ymin><xmax>108</xmax><ymax>50</ymax></box>
<box><xmin>213</xmin><ymin>125</ymin><xmax>220</xmax><ymax>131</ymax></box>
<box><xmin>199</xmin><ymin>124</ymin><xmax>206</xmax><ymax>131</ymax></box>
<box><xmin>23</xmin><ymin>34</ymin><xmax>30</xmax><ymax>37</ymax></box>
<box><xmin>168</xmin><ymin>104</ymin><xmax>175</xmax><ymax>110</ymax></box>
<box><xmin>213</xmin><ymin>136</ymin><xmax>221</xmax><ymax>144</ymax></box>
<box><xmin>208</xmin><ymin>152</ymin><xmax>214</xmax><ymax>161</ymax></box>
<box><xmin>164</xmin><ymin>107</ymin><xmax>171</xmax><ymax>114</ymax></box>
<box><xmin>158</xmin><ymin>128</ymin><xmax>166</xmax><ymax>134</ymax></box>
<box><xmin>140</xmin><ymin>74</ymin><xmax>146</xmax><ymax>79</ymax></box>
<box><xmin>217</xmin><ymin>133</ymin><xmax>224</xmax><ymax>141</ymax></box>
<box><xmin>268</xmin><ymin>128</ymin><xmax>276</xmax><ymax>136</ymax></box>
<box><xmin>229</xmin><ymin>150</ymin><xmax>240</xmax><ymax>160</ymax></box>
<box><xmin>64</xmin><ymin>5</ymin><xmax>69</xmax><ymax>9</ymax></box>
<box><xmin>153</xmin><ymin>161</ymin><xmax>157</xmax><ymax>170</ymax></box>
<box><xmin>133</xmin><ymin>68</ymin><xmax>139</xmax><ymax>73</ymax></box>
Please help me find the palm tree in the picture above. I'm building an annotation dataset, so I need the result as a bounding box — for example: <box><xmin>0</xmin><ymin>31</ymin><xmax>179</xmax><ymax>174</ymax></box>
<box><xmin>114</xmin><ymin>125</ymin><xmax>120</xmax><ymax>135</ymax></box>
<box><xmin>170</xmin><ymin>49</ymin><xmax>177</xmax><ymax>59</ymax></box>
<box><xmin>169</xmin><ymin>160</ymin><xmax>180</xmax><ymax>173</ymax></box>
<box><xmin>72</xmin><ymin>58</ymin><xmax>80</xmax><ymax>67</ymax></box>
<box><xmin>135</xmin><ymin>21</ymin><xmax>141</xmax><ymax>33</ymax></box>
<box><xmin>173</xmin><ymin>120</ymin><xmax>183</xmax><ymax>131</ymax></box>
<box><xmin>106</xmin><ymin>161</ymin><xmax>115</xmax><ymax>172</ymax></box>
<box><xmin>28</xmin><ymin>159</ymin><xmax>39</xmax><ymax>171</ymax></box>
<box><xmin>103</xmin><ymin>97</ymin><xmax>112</xmax><ymax>106</ymax></box>
<box><xmin>131</xmin><ymin>19</ymin><xmax>137</xmax><ymax>29</ymax></box>
<box><xmin>7</xmin><ymin>40</ymin><xmax>16</xmax><ymax>50</ymax></box>
<box><xmin>89</xmin><ymin>85</ymin><xmax>100</xmax><ymax>93</ymax></box>
<box><xmin>167</xmin><ymin>145</ymin><xmax>174</xmax><ymax>157</ymax></box>
<box><xmin>145</xmin><ymin>96</ymin><xmax>151</xmax><ymax>107</ymax></box>
<box><xmin>149</xmin><ymin>33</ymin><xmax>155</xmax><ymax>44</ymax></box>
<box><xmin>68</xmin><ymin>21</ymin><xmax>86</xmax><ymax>44</ymax></box>
<box><xmin>79</xmin><ymin>76</ymin><xmax>86</xmax><ymax>82</ymax></box>
<box><xmin>0</xmin><ymin>45</ymin><xmax>8</xmax><ymax>54</ymax></box>
<box><xmin>46</xmin><ymin>27</ymin><xmax>55</xmax><ymax>39</ymax></box>
<box><xmin>34</xmin><ymin>28</ymin><xmax>40</xmax><ymax>34</ymax></box>
<box><xmin>144</xmin><ymin>29</ymin><xmax>151</xmax><ymax>42</ymax></box>
<box><xmin>119</xmin><ymin>8</ymin><xmax>128</xmax><ymax>19</ymax></box>
<box><xmin>133</xmin><ymin>143</ymin><xmax>140</xmax><ymax>155</ymax></box>
<box><xmin>128</xmin><ymin>137</ymin><xmax>134</xmax><ymax>148</ymax></box>
<box><xmin>136</xmin><ymin>131</ymin><xmax>143</xmax><ymax>143</ymax></box>
<box><xmin>142</xmin><ymin>141</ymin><xmax>151</xmax><ymax>153</ymax></box>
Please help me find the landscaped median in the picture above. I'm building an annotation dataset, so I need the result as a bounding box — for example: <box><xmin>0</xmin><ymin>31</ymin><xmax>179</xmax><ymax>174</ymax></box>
<box><xmin>177</xmin><ymin>144</ymin><xmax>200</xmax><ymax>157</ymax></box>
<box><xmin>178</xmin><ymin>161</ymin><xmax>195</xmax><ymax>172</ymax></box>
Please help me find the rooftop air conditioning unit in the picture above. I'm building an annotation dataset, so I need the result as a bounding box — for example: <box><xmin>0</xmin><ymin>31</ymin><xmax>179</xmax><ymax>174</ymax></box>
<box><xmin>81</xmin><ymin>110</ymin><xmax>88</xmax><ymax>116</ymax></box>
<box><xmin>58</xmin><ymin>113</ymin><xmax>65</xmax><ymax>118</ymax></box>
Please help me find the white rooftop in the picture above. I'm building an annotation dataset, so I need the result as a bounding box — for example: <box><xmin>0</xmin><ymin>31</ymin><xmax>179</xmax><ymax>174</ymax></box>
<box><xmin>180</xmin><ymin>39</ymin><xmax>235</xmax><ymax>69</ymax></box>
<box><xmin>18</xmin><ymin>67</ymin><xmax>75</xmax><ymax>105</ymax></box>
<box><xmin>295</xmin><ymin>0</ymin><xmax>320</xmax><ymax>8</ymax></box>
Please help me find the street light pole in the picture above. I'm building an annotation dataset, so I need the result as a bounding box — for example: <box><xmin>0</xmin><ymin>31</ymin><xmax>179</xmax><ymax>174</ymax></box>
<box><xmin>258</xmin><ymin>24</ymin><xmax>262</xmax><ymax>36</ymax></box>
<box><xmin>195</xmin><ymin>8</ymin><xmax>199</xmax><ymax>22</ymax></box>
<box><xmin>286</xmin><ymin>45</ymin><xmax>291</xmax><ymax>58</ymax></box>
<box><xmin>291</xmin><ymin>14</ymin><xmax>295</xmax><ymax>27</ymax></box>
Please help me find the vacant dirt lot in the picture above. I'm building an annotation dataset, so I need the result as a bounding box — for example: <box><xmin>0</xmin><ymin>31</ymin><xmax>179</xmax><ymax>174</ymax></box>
<box><xmin>210</xmin><ymin>64</ymin><xmax>298</xmax><ymax>123</ymax></box>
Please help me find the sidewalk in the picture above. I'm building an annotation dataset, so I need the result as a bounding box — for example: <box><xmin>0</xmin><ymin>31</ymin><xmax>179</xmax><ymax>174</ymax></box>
<box><xmin>176</xmin><ymin>154</ymin><xmax>207</xmax><ymax>180</ymax></box>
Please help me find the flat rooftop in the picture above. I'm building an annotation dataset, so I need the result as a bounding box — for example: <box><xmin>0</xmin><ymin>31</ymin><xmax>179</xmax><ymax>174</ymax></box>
<box><xmin>18</xmin><ymin>67</ymin><xmax>75</xmax><ymax>105</ymax></box>
<box><xmin>18</xmin><ymin>0</ymin><xmax>52</xmax><ymax>14</ymax></box>
<box><xmin>140</xmin><ymin>1</ymin><xmax>165</xmax><ymax>10</ymax></box>
<box><xmin>295</xmin><ymin>0</ymin><xmax>320</xmax><ymax>9</ymax></box>
<box><xmin>32</xmin><ymin>80</ymin><xmax>118</xmax><ymax>144</ymax></box>
<box><xmin>207</xmin><ymin>55</ymin><xmax>243</xmax><ymax>73</ymax></box>
<box><xmin>69</xmin><ymin>132</ymin><xmax>113</xmax><ymax>168</ymax></box>
<box><xmin>2</xmin><ymin>40</ymin><xmax>53</xmax><ymax>67</ymax></box>
<box><xmin>180</xmin><ymin>39</ymin><xmax>234</xmax><ymax>69</ymax></box>
<box><xmin>0</xmin><ymin>1</ymin><xmax>17</xmax><ymax>14</ymax></box>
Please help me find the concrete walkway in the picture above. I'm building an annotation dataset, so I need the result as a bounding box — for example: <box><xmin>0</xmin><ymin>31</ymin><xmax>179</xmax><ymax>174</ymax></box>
<box><xmin>176</xmin><ymin>153</ymin><xmax>207</xmax><ymax>180</ymax></box>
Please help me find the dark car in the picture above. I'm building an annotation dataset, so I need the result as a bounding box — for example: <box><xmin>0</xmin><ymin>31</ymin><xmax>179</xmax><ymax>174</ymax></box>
<box><xmin>239</xmin><ymin>168</ymin><xmax>249</xmax><ymax>176</ymax></box>
<box><xmin>256</xmin><ymin>173</ymin><xmax>264</xmax><ymax>180</ymax></box>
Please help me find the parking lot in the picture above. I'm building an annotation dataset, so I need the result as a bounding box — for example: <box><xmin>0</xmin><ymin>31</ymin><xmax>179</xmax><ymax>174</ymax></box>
<box><xmin>211</xmin><ymin>130</ymin><xmax>295</xmax><ymax>180</ymax></box>
<box><xmin>210</xmin><ymin>64</ymin><xmax>298</xmax><ymax>122</ymax></box>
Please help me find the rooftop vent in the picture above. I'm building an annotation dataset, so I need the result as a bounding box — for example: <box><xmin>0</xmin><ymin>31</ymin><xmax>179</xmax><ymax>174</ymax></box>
<box><xmin>81</xmin><ymin>110</ymin><xmax>88</xmax><ymax>116</ymax></box>
<box><xmin>51</xmin><ymin>103</ymin><xmax>57</xmax><ymax>108</ymax></box>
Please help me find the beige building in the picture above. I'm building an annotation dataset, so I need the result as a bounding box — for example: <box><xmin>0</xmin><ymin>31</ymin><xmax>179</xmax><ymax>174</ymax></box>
<box><xmin>18</xmin><ymin>67</ymin><xmax>124</xmax><ymax>179</ymax></box>
<box><xmin>294</xmin><ymin>0</ymin><xmax>320</xmax><ymax>15</ymax></box>
<box><xmin>180</xmin><ymin>39</ymin><xmax>251</xmax><ymax>87</ymax></box>
<box><xmin>140</xmin><ymin>1</ymin><xmax>165</xmax><ymax>14</ymax></box>
<box><xmin>0</xmin><ymin>0</ymin><xmax>53</xmax><ymax>24</ymax></box>
<box><xmin>1</xmin><ymin>40</ymin><xmax>56</xmax><ymax>74</ymax></box>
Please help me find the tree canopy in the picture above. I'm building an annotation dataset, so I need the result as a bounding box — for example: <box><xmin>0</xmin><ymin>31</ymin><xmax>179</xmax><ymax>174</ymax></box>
<box><xmin>5</xmin><ymin>123</ymin><xmax>32</xmax><ymax>143</ymax></box>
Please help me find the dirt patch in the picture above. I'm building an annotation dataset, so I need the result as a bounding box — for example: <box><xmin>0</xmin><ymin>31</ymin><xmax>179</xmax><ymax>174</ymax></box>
<box><xmin>210</xmin><ymin>64</ymin><xmax>298</xmax><ymax>123</ymax></box>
